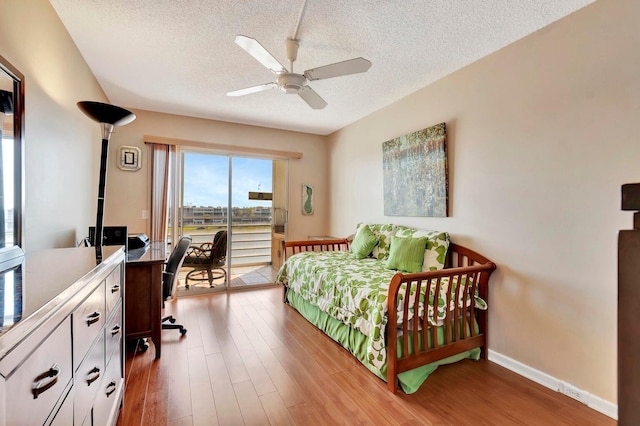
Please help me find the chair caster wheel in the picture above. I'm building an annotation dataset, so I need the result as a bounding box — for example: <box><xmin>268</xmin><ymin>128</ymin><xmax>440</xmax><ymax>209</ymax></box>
<box><xmin>169</xmin><ymin>318</ymin><xmax>176</xmax><ymax>324</ymax></box>
<box><xmin>138</xmin><ymin>339</ymin><xmax>149</xmax><ymax>352</ymax></box>
<box><xmin>180</xmin><ymin>328</ymin><xmax>187</xmax><ymax>336</ymax></box>
<box><xmin>185</xmin><ymin>284</ymin><xmax>190</xmax><ymax>289</ymax></box>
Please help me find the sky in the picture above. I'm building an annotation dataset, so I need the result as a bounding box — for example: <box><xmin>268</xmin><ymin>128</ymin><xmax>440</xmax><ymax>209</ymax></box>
<box><xmin>182</xmin><ymin>152</ymin><xmax>273</xmax><ymax>208</ymax></box>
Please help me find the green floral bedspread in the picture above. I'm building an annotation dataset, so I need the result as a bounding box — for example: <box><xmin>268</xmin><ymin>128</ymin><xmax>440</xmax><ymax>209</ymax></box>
<box><xmin>276</xmin><ymin>251</ymin><xmax>486</xmax><ymax>371</ymax></box>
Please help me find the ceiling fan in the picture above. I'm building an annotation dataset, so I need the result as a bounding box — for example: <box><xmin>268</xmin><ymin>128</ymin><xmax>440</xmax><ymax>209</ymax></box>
<box><xmin>226</xmin><ymin>35</ymin><xmax>371</xmax><ymax>109</ymax></box>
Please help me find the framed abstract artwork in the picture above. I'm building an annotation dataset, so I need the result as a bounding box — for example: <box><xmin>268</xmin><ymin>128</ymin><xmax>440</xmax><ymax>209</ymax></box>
<box><xmin>382</xmin><ymin>122</ymin><xmax>448</xmax><ymax>217</ymax></box>
<box><xmin>302</xmin><ymin>183</ymin><xmax>314</xmax><ymax>215</ymax></box>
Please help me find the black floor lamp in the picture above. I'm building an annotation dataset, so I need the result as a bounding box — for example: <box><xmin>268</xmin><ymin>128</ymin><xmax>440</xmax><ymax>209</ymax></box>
<box><xmin>77</xmin><ymin>101</ymin><xmax>135</xmax><ymax>262</ymax></box>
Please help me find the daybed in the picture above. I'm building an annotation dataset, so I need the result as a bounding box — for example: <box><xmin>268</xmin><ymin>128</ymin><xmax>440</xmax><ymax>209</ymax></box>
<box><xmin>275</xmin><ymin>223</ymin><xmax>496</xmax><ymax>394</ymax></box>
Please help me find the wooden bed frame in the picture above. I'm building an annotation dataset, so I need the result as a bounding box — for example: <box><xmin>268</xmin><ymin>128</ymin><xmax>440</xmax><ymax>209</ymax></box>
<box><xmin>282</xmin><ymin>238</ymin><xmax>496</xmax><ymax>393</ymax></box>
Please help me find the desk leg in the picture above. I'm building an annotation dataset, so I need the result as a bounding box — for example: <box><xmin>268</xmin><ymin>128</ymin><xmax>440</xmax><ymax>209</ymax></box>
<box><xmin>151</xmin><ymin>263</ymin><xmax>162</xmax><ymax>359</ymax></box>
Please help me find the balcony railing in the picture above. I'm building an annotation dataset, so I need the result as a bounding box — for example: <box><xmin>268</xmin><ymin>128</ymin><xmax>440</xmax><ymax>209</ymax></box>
<box><xmin>180</xmin><ymin>224</ymin><xmax>272</xmax><ymax>266</ymax></box>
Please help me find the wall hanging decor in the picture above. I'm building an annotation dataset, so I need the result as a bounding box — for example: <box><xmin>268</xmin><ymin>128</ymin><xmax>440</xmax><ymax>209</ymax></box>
<box><xmin>118</xmin><ymin>145</ymin><xmax>142</xmax><ymax>171</ymax></box>
<box><xmin>302</xmin><ymin>183</ymin><xmax>314</xmax><ymax>215</ymax></box>
<box><xmin>382</xmin><ymin>122</ymin><xmax>448</xmax><ymax>217</ymax></box>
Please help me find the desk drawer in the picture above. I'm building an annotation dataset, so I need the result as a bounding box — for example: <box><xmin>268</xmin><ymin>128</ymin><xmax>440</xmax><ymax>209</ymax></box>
<box><xmin>73</xmin><ymin>280</ymin><xmax>106</xmax><ymax>369</ymax></box>
<box><xmin>105</xmin><ymin>264</ymin><xmax>122</xmax><ymax>318</ymax></box>
<box><xmin>74</xmin><ymin>330</ymin><xmax>106</xmax><ymax>425</ymax></box>
<box><xmin>5</xmin><ymin>318</ymin><xmax>72</xmax><ymax>426</ymax></box>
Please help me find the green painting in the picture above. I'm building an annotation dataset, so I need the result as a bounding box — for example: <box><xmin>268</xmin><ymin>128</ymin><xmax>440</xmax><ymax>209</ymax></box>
<box><xmin>382</xmin><ymin>122</ymin><xmax>448</xmax><ymax>217</ymax></box>
<box><xmin>302</xmin><ymin>183</ymin><xmax>314</xmax><ymax>215</ymax></box>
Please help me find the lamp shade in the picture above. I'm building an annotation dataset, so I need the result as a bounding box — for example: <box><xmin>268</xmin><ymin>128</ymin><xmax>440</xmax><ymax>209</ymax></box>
<box><xmin>77</xmin><ymin>101</ymin><xmax>136</xmax><ymax>126</ymax></box>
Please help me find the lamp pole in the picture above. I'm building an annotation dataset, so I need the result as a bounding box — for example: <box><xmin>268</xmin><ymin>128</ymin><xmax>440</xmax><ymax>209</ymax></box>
<box><xmin>77</xmin><ymin>101</ymin><xmax>135</xmax><ymax>263</ymax></box>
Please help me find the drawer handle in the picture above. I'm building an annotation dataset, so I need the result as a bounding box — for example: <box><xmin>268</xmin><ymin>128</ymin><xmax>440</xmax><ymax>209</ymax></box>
<box><xmin>111</xmin><ymin>324</ymin><xmax>121</xmax><ymax>335</ymax></box>
<box><xmin>110</xmin><ymin>284</ymin><xmax>120</xmax><ymax>294</ymax></box>
<box><xmin>32</xmin><ymin>364</ymin><xmax>60</xmax><ymax>399</ymax></box>
<box><xmin>106</xmin><ymin>381</ymin><xmax>117</xmax><ymax>397</ymax></box>
<box><xmin>86</xmin><ymin>311</ymin><xmax>101</xmax><ymax>326</ymax></box>
<box><xmin>86</xmin><ymin>366</ymin><xmax>101</xmax><ymax>386</ymax></box>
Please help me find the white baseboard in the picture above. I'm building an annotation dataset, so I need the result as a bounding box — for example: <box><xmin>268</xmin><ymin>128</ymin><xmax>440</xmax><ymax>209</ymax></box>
<box><xmin>488</xmin><ymin>350</ymin><xmax>618</xmax><ymax>420</ymax></box>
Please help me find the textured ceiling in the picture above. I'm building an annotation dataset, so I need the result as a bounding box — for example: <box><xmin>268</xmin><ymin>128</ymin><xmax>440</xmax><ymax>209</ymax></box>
<box><xmin>49</xmin><ymin>0</ymin><xmax>595</xmax><ymax>135</ymax></box>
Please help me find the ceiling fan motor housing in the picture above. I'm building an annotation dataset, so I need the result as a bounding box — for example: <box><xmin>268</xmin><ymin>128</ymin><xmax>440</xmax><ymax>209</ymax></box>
<box><xmin>277</xmin><ymin>73</ymin><xmax>306</xmax><ymax>94</ymax></box>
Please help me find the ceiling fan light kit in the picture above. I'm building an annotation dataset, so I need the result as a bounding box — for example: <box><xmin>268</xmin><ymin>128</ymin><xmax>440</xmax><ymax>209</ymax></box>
<box><xmin>226</xmin><ymin>1</ymin><xmax>371</xmax><ymax>110</ymax></box>
<box><xmin>277</xmin><ymin>73</ymin><xmax>306</xmax><ymax>94</ymax></box>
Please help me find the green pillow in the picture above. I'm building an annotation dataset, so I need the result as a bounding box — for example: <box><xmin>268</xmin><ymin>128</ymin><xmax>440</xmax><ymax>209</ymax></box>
<box><xmin>385</xmin><ymin>236</ymin><xmax>428</xmax><ymax>273</ymax></box>
<box><xmin>351</xmin><ymin>224</ymin><xmax>378</xmax><ymax>259</ymax></box>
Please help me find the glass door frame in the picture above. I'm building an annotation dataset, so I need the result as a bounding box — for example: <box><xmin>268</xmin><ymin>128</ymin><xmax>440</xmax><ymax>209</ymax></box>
<box><xmin>169</xmin><ymin>147</ymin><xmax>281</xmax><ymax>292</ymax></box>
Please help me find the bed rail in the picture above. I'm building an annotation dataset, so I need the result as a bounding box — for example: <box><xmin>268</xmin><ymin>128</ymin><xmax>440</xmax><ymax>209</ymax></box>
<box><xmin>284</xmin><ymin>239</ymin><xmax>350</xmax><ymax>256</ymax></box>
<box><xmin>386</xmin><ymin>244</ymin><xmax>496</xmax><ymax>393</ymax></box>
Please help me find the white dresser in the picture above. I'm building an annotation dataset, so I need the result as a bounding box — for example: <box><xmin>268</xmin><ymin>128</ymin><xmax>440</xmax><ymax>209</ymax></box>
<box><xmin>0</xmin><ymin>246</ymin><xmax>125</xmax><ymax>426</ymax></box>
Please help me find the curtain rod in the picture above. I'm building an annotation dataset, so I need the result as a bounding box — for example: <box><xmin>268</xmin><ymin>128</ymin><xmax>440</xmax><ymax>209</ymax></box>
<box><xmin>144</xmin><ymin>135</ymin><xmax>303</xmax><ymax>159</ymax></box>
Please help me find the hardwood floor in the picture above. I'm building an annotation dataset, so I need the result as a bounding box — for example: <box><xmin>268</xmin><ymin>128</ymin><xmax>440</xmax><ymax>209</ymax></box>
<box><xmin>116</xmin><ymin>286</ymin><xmax>614</xmax><ymax>426</ymax></box>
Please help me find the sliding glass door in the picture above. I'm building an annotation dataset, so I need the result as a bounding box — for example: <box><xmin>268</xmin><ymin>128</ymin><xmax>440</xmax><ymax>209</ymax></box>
<box><xmin>229</xmin><ymin>157</ymin><xmax>274</xmax><ymax>287</ymax></box>
<box><xmin>171</xmin><ymin>150</ymin><xmax>277</xmax><ymax>294</ymax></box>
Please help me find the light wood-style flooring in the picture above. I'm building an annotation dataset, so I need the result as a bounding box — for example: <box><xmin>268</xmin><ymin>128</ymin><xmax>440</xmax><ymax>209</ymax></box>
<box><xmin>116</xmin><ymin>286</ymin><xmax>614</xmax><ymax>425</ymax></box>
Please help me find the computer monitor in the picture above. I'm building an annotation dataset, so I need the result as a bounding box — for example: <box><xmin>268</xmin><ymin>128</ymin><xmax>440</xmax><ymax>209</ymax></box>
<box><xmin>88</xmin><ymin>226</ymin><xmax>128</xmax><ymax>251</ymax></box>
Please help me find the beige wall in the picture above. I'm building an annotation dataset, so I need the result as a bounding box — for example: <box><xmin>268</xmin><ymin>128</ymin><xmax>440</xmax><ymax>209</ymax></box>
<box><xmin>0</xmin><ymin>0</ymin><xmax>108</xmax><ymax>251</ymax></box>
<box><xmin>327</xmin><ymin>0</ymin><xmax>637</xmax><ymax>404</ymax></box>
<box><xmin>2</xmin><ymin>0</ymin><xmax>630</xmax><ymax>409</ymax></box>
<box><xmin>104</xmin><ymin>109</ymin><xmax>328</xmax><ymax>240</ymax></box>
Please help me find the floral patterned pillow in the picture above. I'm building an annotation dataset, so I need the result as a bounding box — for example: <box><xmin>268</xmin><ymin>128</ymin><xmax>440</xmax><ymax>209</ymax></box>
<box><xmin>356</xmin><ymin>223</ymin><xmax>396</xmax><ymax>260</ymax></box>
<box><xmin>394</xmin><ymin>226</ymin><xmax>450</xmax><ymax>271</ymax></box>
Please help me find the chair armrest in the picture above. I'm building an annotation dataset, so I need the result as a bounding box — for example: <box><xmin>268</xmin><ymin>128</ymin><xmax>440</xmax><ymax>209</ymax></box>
<box><xmin>184</xmin><ymin>244</ymin><xmax>212</xmax><ymax>264</ymax></box>
<box><xmin>186</xmin><ymin>246</ymin><xmax>209</xmax><ymax>255</ymax></box>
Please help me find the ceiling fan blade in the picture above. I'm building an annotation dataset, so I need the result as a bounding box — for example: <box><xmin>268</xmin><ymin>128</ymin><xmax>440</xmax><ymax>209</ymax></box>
<box><xmin>235</xmin><ymin>35</ymin><xmax>287</xmax><ymax>74</ymax></box>
<box><xmin>226</xmin><ymin>82</ymin><xmax>277</xmax><ymax>97</ymax></box>
<box><xmin>298</xmin><ymin>86</ymin><xmax>327</xmax><ymax>109</ymax></box>
<box><xmin>304</xmin><ymin>57</ymin><xmax>371</xmax><ymax>81</ymax></box>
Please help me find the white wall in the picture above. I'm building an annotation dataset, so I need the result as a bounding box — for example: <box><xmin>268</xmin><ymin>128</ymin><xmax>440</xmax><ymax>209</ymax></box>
<box><xmin>104</xmin><ymin>109</ymin><xmax>328</xmax><ymax>241</ymax></box>
<box><xmin>0</xmin><ymin>0</ymin><xmax>108</xmax><ymax>251</ymax></box>
<box><xmin>327</xmin><ymin>0</ymin><xmax>638</xmax><ymax>405</ymax></box>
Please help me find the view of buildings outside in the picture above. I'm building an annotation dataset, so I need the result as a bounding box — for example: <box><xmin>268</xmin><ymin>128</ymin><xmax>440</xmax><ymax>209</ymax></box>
<box><xmin>175</xmin><ymin>153</ymin><xmax>274</xmax><ymax>264</ymax></box>
<box><xmin>180</xmin><ymin>153</ymin><xmax>273</xmax><ymax>229</ymax></box>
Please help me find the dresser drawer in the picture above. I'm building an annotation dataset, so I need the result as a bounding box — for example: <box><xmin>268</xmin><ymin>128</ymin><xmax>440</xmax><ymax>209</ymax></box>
<box><xmin>74</xmin><ymin>330</ymin><xmax>106</xmax><ymax>425</ymax></box>
<box><xmin>5</xmin><ymin>318</ymin><xmax>72</xmax><ymax>426</ymax></box>
<box><xmin>73</xmin><ymin>280</ymin><xmax>106</xmax><ymax>369</ymax></box>
<box><xmin>105</xmin><ymin>264</ymin><xmax>122</xmax><ymax>318</ymax></box>
<box><xmin>48</xmin><ymin>386</ymin><xmax>73</xmax><ymax>426</ymax></box>
<box><xmin>105</xmin><ymin>301</ymin><xmax>123</xmax><ymax>363</ymax></box>
<box><xmin>92</xmin><ymin>353</ymin><xmax>124</xmax><ymax>426</ymax></box>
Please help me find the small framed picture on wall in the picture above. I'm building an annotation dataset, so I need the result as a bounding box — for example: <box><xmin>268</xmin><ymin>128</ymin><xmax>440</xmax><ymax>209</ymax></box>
<box><xmin>302</xmin><ymin>183</ymin><xmax>314</xmax><ymax>215</ymax></box>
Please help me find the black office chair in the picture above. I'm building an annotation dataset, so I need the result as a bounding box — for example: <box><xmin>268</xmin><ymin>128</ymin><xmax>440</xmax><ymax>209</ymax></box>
<box><xmin>161</xmin><ymin>236</ymin><xmax>192</xmax><ymax>336</ymax></box>
<box><xmin>183</xmin><ymin>230</ymin><xmax>227</xmax><ymax>288</ymax></box>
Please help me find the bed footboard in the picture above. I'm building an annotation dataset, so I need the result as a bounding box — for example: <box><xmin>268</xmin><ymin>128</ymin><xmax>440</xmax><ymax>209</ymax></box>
<box><xmin>386</xmin><ymin>243</ymin><xmax>496</xmax><ymax>393</ymax></box>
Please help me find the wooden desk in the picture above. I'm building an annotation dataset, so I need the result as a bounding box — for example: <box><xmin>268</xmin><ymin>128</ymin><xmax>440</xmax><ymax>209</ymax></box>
<box><xmin>125</xmin><ymin>241</ymin><xmax>166</xmax><ymax>358</ymax></box>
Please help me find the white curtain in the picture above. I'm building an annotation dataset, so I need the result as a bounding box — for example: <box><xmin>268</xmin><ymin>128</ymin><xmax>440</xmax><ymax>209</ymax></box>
<box><xmin>149</xmin><ymin>143</ymin><xmax>176</xmax><ymax>243</ymax></box>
